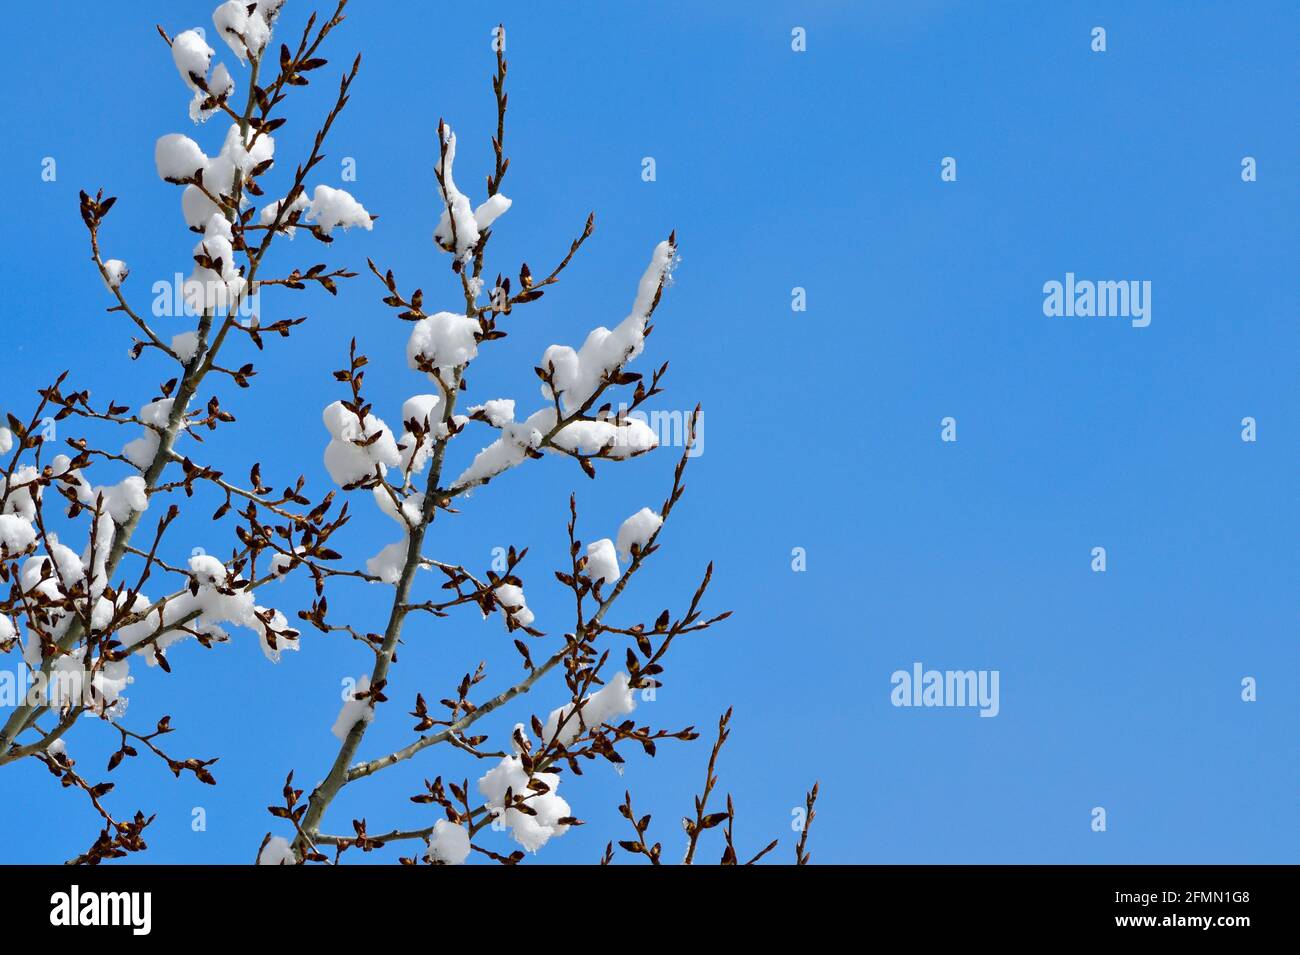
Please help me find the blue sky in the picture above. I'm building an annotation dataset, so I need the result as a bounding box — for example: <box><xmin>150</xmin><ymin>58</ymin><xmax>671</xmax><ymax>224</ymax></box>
<box><xmin>1</xmin><ymin>0</ymin><xmax>1296</xmax><ymax>864</ymax></box>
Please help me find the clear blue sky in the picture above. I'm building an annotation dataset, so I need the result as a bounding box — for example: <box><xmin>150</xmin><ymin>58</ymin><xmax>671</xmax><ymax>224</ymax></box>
<box><xmin>1</xmin><ymin>1</ymin><xmax>1296</xmax><ymax>864</ymax></box>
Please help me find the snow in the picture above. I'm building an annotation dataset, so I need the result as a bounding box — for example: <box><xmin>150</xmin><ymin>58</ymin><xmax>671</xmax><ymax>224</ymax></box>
<box><xmin>213</xmin><ymin>0</ymin><xmax>282</xmax><ymax>63</ymax></box>
<box><xmin>616</xmin><ymin>507</ymin><xmax>662</xmax><ymax>561</ymax></box>
<box><xmin>402</xmin><ymin>395</ymin><xmax>444</xmax><ymax>431</ymax></box>
<box><xmin>396</xmin><ymin>394</ymin><xmax>441</xmax><ymax>475</ymax></box>
<box><xmin>324</xmin><ymin>441</ymin><xmax>374</xmax><ymax>487</ymax></box>
<box><xmin>122</xmin><ymin>437</ymin><xmax>156</xmax><ymax>471</ymax></box>
<box><xmin>258</xmin><ymin>836</ymin><xmax>295</xmax><ymax>865</ymax></box>
<box><xmin>253</xmin><ymin>606</ymin><xmax>298</xmax><ymax>662</ymax></box>
<box><xmin>170</xmin><ymin>29</ymin><xmax>214</xmax><ymax>91</ymax></box>
<box><xmin>22</xmin><ymin>630</ymin><xmax>42</xmax><ymax>667</ymax></box>
<box><xmin>122</xmin><ymin>399</ymin><xmax>175</xmax><ymax>471</ymax></box>
<box><xmin>583</xmin><ymin>539</ymin><xmax>620</xmax><ymax>588</ymax></box>
<box><xmin>541</xmin><ymin>671</ymin><xmax>637</xmax><ymax>747</ymax></box>
<box><xmin>425</xmin><ymin>820</ymin><xmax>471</xmax><ymax>865</ymax></box>
<box><xmin>161</xmin><ymin>122</ymin><xmax>299</xmax><ymax>257</ymax></box>
<box><xmin>0</xmin><ymin>514</ymin><xmax>36</xmax><ymax>556</ymax></box>
<box><xmin>473</xmin><ymin>193</ymin><xmax>511</xmax><ymax>232</ymax></box>
<box><xmin>90</xmin><ymin>658</ymin><xmax>133</xmax><ymax>711</ymax></box>
<box><xmin>115</xmin><ymin>554</ymin><xmax>299</xmax><ymax>664</ymax></box>
<box><xmin>539</xmin><ymin>240</ymin><xmax>675</xmax><ymax>414</ymax></box>
<box><xmin>21</xmin><ymin>537</ymin><xmax>85</xmax><ymax>590</ymax></box>
<box><xmin>47</xmin><ymin>654</ymin><xmax>88</xmax><ymax>710</ymax></box>
<box><xmin>493</xmin><ymin>582</ymin><xmax>534</xmax><ymax>628</ymax></box>
<box><xmin>406</xmin><ymin>311</ymin><xmax>482</xmax><ymax>378</ymax></box>
<box><xmin>550</xmin><ymin>417</ymin><xmax>658</xmax><ymax>459</ymax></box>
<box><xmin>373</xmin><ymin>486</ymin><xmax>424</xmax><ymax>527</ymax></box>
<box><xmin>155</xmin><ymin>134</ymin><xmax>208</xmax><ymax>182</ymax></box>
<box><xmin>171</xmin><ymin>330</ymin><xmax>200</xmax><ymax>362</ymax></box>
<box><xmin>365</xmin><ymin>538</ymin><xmax>409</xmax><ymax>584</ymax></box>
<box><xmin>182</xmin><ymin>185</ymin><xmax>220</xmax><ymax>230</ymax></box>
<box><xmin>453</xmin><ymin>412</ymin><xmax>658</xmax><ymax>490</ymax></box>
<box><xmin>604</xmin><ymin>418</ymin><xmax>659</xmax><ymax>458</ymax></box>
<box><xmin>188</xmin><ymin>553</ymin><xmax>228</xmax><ymax>586</ymax></box>
<box><xmin>101</xmin><ymin>259</ymin><xmax>128</xmax><ymax>290</ymax></box>
<box><xmin>191</xmin><ymin>61</ymin><xmax>234</xmax><ymax>123</ymax></box>
<box><xmin>219</xmin><ymin>122</ymin><xmax>275</xmax><ymax>175</ymax></box>
<box><xmin>470</xmin><ymin>398</ymin><xmax>515</xmax><ymax>427</ymax></box>
<box><xmin>451</xmin><ymin>408</ymin><xmax>549</xmax><ymax>490</ymax></box>
<box><xmin>432</xmin><ymin>125</ymin><xmax>511</xmax><ymax>259</ymax></box>
<box><xmin>93</xmin><ymin>476</ymin><xmax>149</xmax><ymax>525</ymax></box>
<box><xmin>305</xmin><ymin>185</ymin><xmax>373</xmax><ymax>235</ymax></box>
<box><xmin>269</xmin><ymin>546</ymin><xmax>305</xmax><ymax>577</ymax></box>
<box><xmin>183</xmin><ymin>211</ymin><xmax>247</xmax><ymax>314</ymax></box>
<box><xmin>1</xmin><ymin>466</ymin><xmax>41</xmax><ymax>520</ymax></box>
<box><xmin>331</xmin><ymin>675</ymin><xmax>374</xmax><ymax>740</ymax></box>
<box><xmin>141</xmin><ymin>398</ymin><xmax>175</xmax><ymax>428</ymax></box>
<box><xmin>477</xmin><ymin>756</ymin><xmax>571</xmax><ymax>853</ymax></box>
<box><xmin>259</xmin><ymin>192</ymin><xmax>308</xmax><ymax>236</ymax></box>
<box><xmin>321</xmin><ymin>401</ymin><xmax>401</xmax><ymax>487</ymax></box>
<box><xmin>445</xmin><ymin>242</ymin><xmax>672</xmax><ymax>490</ymax></box>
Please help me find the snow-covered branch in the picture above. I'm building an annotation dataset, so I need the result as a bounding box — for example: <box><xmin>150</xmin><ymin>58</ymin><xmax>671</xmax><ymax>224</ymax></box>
<box><xmin>2</xmin><ymin>7</ymin><xmax>816</xmax><ymax>868</ymax></box>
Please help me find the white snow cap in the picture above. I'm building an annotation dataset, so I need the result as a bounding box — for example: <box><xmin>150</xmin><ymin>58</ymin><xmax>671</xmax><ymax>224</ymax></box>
<box><xmin>477</xmin><ymin>756</ymin><xmax>570</xmax><ymax>853</ymax></box>
<box><xmin>305</xmin><ymin>185</ymin><xmax>373</xmax><ymax>235</ymax></box>
<box><xmin>218</xmin><ymin>121</ymin><xmax>275</xmax><ymax>175</ymax></box>
<box><xmin>214</xmin><ymin>0</ymin><xmax>284</xmax><ymax>63</ymax></box>
<box><xmin>539</xmin><ymin>240</ymin><xmax>674</xmax><ymax>414</ymax></box>
<box><xmin>373</xmin><ymin>486</ymin><xmax>424</xmax><ymax>527</ymax></box>
<box><xmin>425</xmin><ymin>820</ymin><xmax>471</xmax><ymax>865</ymax></box>
<box><xmin>331</xmin><ymin>675</ymin><xmax>374</xmax><ymax>741</ymax></box>
<box><xmin>616</xmin><ymin>507</ymin><xmax>663</xmax><ymax>562</ymax></box>
<box><xmin>258</xmin><ymin>835</ymin><xmax>295</xmax><ymax>865</ymax></box>
<box><xmin>553</xmin><ymin>417</ymin><xmax>658</xmax><ymax>459</ymax></box>
<box><xmin>269</xmin><ymin>545</ymin><xmax>307</xmax><ymax>577</ymax></box>
<box><xmin>259</xmin><ymin>192</ymin><xmax>309</xmax><ymax>236</ymax></box>
<box><xmin>171</xmin><ymin>330</ymin><xmax>200</xmax><ymax>363</ymax></box>
<box><xmin>432</xmin><ymin>124</ymin><xmax>511</xmax><ymax>260</ymax></box>
<box><xmin>493</xmin><ymin>582</ymin><xmax>534</xmax><ymax>629</ymax></box>
<box><xmin>450</xmin><ymin>406</ymin><xmax>550</xmax><ymax>490</ymax></box>
<box><xmin>365</xmin><ymin>538</ymin><xmax>409</xmax><ymax>584</ymax></box>
<box><xmin>191</xmin><ymin>62</ymin><xmax>234</xmax><ymax>123</ymax></box>
<box><xmin>321</xmin><ymin>401</ymin><xmax>401</xmax><ymax>487</ymax></box>
<box><xmin>583</xmin><ymin>538</ymin><xmax>620</xmax><ymax>588</ymax></box>
<box><xmin>471</xmin><ymin>398</ymin><xmax>515</xmax><ymax>428</ymax></box>
<box><xmin>183</xmin><ymin>212</ymin><xmax>248</xmax><ymax>314</ymax></box>
<box><xmin>396</xmin><ymin>394</ymin><xmax>441</xmax><ymax>476</ymax></box>
<box><xmin>93</xmin><ymin>476</ymin><xmax>149</xmax><ymax>525</ymax></box>
<box><xmin>155</xmin><ymin>134</ymin><xmax>208</xmax><ymax>182</ymax></box>
<box><xmin>0</xmin><ymin>514</ymin><xmax>36</xmax><ymax>557</ymax></box>
<box><xmin>406</xmin><ymin>311</ymin><xmax>481</xmax><ymax>379</ymax></box>
<box><xmin>101</xmin><ymin>260</ymin><xmax>129</xmax><ymax>291</ymax></box>
<box><xmin>402</xmin><ymin>394</ymin><xmax>441</xmax><ymax>428</ymax></box>
<box><xmin>170</xmin><ymin>29</ymin><xmax>214</xmax><ymax>91</ymax></box>
<box><xmin>542</xmin><ymin>671</ymin><xmax>637</xmax><ymax>747</ymax></box>
<box><xmin>112</xmin><ymin>552</ymin><xmax>298</xmax><ymax>664</ymax></box>
<box><xmin>122</xmin><ymin>398</ymin><xmax>175</xmax><ymax>471</ymax></box>
<box><xmin>1</xmin><ymin>466</ymin><xmax>42</xmax><ymax>521</ymax></box>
